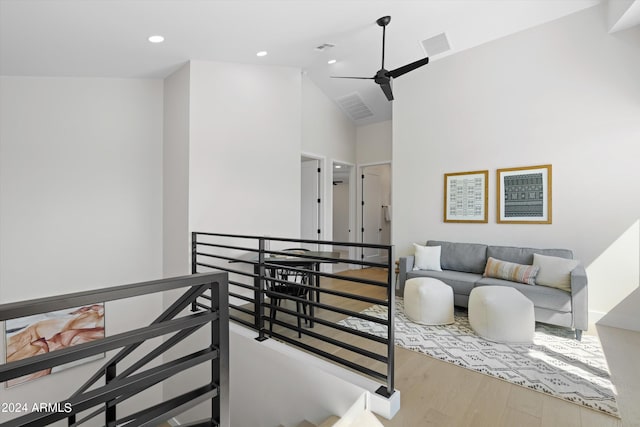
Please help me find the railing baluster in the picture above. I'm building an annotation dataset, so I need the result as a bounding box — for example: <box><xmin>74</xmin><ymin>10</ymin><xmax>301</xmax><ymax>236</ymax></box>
<box><xmin>214</xmin><ymin>275</ymin><xmax>230</xmax><ymax>427</ymax></box>
<box><xmin>377</xmin><ymin>247</ymin><xmax>395</xmax><ymax>398</ymax></box>
<box><xmin>105</xmin><ymin>363</ymin><xmax>117</xmax><ymax>426</ymax></box>
<box><xmin>210</xmin><ymin>281</ymin><xmax>221</xmax><ymax>425</ymax></box>
<box><xmin>256</xmin><ymin>238</ymin><xmax>267</xmax><ymax>341</ymax></box>
<box><xmin>192</xmin><ymin>232</ymin><xmax>198</xmax><ymax>274</ymax></box>
<box><xmin>191</xmin><ymin>232</ymin><xmax>199</xmax><ymax>312</ymax></box>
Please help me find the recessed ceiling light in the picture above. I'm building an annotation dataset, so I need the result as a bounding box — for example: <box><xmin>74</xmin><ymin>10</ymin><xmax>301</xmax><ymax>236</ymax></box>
<box><xmin>327</xmin><ymin>59</ymin><xmax>337</xmax><ymax>65</ymax></box>
<box><xmin>256</xmin><ymin>51</ymin><xmax>268</xmax><ymax>57</ymax></box>
<box><xmin>148</xmin><ymin>35</ymin><xmax>164</xmax><ymax>43</ymax></box>
<box><xmin>335</xmin><ymin>165</ymin><xmax>342</xmax><ymax>169</ymax></box>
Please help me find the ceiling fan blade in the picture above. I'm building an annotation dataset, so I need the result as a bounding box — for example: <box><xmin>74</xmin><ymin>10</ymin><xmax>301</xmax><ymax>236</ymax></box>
<box><xmin>330</xmin><ymin>76</ymin><xmax>374</xmax><ymax>80</ymax></box>
<box><xmin>380</xmin><ymin>82</ymin><xmax>394</xmax><ymax>101</ymax></box>
<box><xmin>387</xmin><ymin>57</ymin><xmax>429</xmax><ymax>79</ymax></box>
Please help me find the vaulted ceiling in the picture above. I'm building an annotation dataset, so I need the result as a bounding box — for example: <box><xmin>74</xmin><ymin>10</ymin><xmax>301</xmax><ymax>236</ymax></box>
<box><xmin>3</xmin><ymin>0</ymin><xmax>635</xmax><ymax>125</ymax></box>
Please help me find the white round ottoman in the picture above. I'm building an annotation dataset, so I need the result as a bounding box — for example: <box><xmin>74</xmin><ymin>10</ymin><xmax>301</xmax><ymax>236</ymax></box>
<box><xmin>468</xmin><ymin>286</ymin><xmax>535</xmax><ymax>344</ymax></box>
<box><xmin>404</xmin><ymin>278</ymin><xmax>454</xmax><ymax>325</ymax></box>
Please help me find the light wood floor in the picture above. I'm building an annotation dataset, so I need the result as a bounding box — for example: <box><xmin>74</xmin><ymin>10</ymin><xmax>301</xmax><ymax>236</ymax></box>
<box><xmin>239</xmin><ymin>268</ymin><xmax>639</xmax><ymax>427</ymax></box>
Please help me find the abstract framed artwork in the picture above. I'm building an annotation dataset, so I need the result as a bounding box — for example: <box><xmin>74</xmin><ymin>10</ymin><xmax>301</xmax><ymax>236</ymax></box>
<box><xmin>4</xmin><ymin>303</ymin><xmax>105</xmax><ymax>387</ymax></box>
<box><xmin>444</xmin><ymin>170</ymin><xmax>488</xmax><ymax>223</ymax></box>
<box><xmin>497</xmin><ymin>164</ymin><xmax>552</xmax><ymax>224</ymax></box>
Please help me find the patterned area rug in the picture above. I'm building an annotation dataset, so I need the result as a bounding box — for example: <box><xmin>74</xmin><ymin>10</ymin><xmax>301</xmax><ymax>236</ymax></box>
<box><xmin>338</xmin><ymin>298</ymin><xmax>619</xmax><ymax>417</ymax></box>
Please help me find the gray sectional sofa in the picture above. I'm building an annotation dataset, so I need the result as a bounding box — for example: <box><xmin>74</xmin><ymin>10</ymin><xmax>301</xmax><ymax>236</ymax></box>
<box><xmin>398</xmin><ymin>240</ymin><xmax>588</xmax><ymax>340</ymax></box>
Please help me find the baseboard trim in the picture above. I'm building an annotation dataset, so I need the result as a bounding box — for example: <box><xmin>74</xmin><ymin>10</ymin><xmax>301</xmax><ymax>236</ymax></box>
<box><xmin>589</xmin><ymin>309</ymin><xmax>607</xmax><ymax>326</ymax></box>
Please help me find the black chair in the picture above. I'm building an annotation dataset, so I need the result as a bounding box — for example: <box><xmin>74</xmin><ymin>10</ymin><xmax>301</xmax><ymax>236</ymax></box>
<box><xmin>266</xmin><ymin>248</ymin><xmax>311</xmax><ymax>338</ymax></box>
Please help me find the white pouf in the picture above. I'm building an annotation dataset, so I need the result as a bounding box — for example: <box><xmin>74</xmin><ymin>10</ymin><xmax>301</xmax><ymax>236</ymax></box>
<box><xmin>404</xmin><ymin>278</ymin><xmax>454</xmax><ymax>325</ymax></box>
<box><xmin>468</xmin><ymin>286</ymin><xmax>535</xmax><ymax>344</ymax></box>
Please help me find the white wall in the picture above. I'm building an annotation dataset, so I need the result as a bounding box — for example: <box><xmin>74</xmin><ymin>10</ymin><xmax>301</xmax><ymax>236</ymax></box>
<box><xmin>189</xmin><ymin>61</ymin><xmax>302</xmax><ymax>237</ymax></box>
<box><xmin>393</xmin><ymin>5</ymin><xmax>640</xmax><ymax>330</ymax></box>
<box><xmin>229</xmin><ymin>324</ymin><xmax>399</xmax><ymax>427</ymax></box>
<box><xmin>230</xmin><ymin>325</ymin><xmax>363</xmax><ymax>427</ymax></box>
<box><xmin>302</xmin><ymin>76</ymin><xmax>356</xmax><ymax>165</ymax></box>
<box><xmin>0</xmin><ymin>76</ymin><xmax>164</xmax><ymax>422</ymax></box>
<box><xmin>356</xmin><ymin>120</ymin><xmax>392</xmax><ymax>165</ymax></box>
<box><xmin>302</xmin><ymin>76</ymin><xmax>356</xmax><ymax>241</ymax></box>
<box><xmin>163</xmin><ymin>63</ymin><xmax>191</xmax><ymax>278</ymax></box>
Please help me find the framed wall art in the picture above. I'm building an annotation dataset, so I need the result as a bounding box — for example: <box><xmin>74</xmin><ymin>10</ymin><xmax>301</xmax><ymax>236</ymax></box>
<box><xmin>497</xmin><ymin>164</ymin><xmax>552</xmax><ymax>224</ymax></box>
<box><xmin>444</xmin><ymin>170</ymin><xmax>488</xmax><ymax>223</ymax></box>
<box><xmin>4</xmin><ymin>303</ymin><xmax>105</xmax><ymax>387</ymax></box>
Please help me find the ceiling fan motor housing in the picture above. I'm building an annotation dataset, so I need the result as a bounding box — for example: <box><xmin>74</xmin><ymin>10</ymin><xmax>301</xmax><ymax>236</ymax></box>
<box><xmin>375</xmin><ymin>69</ymin><xmax>390</xmax><ymax>84</ymax></box>
<box><xmin>376</xmin><ymin>16</ymin><xmax>391</xmax><ymax>27</ymax></box>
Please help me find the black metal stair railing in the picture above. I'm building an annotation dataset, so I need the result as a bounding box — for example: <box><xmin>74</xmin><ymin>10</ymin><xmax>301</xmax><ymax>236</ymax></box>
<box><xmin>192</xmin><ymin>232</ymin><xmax>395</xmax><ymax>398</ymax></box>
<box><xmin>0</xmin><ymin>272</ymin><xmax>229</xmax><ymax>427</ymax></box>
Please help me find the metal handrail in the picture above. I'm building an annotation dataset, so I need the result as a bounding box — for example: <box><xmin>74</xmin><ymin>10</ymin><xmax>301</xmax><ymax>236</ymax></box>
<box><xmin>0</xmin><ymin>272</ymin><xmax>229</xmax><ymax>427</ymax></box>
<box><xmin>192</xmin><ymin>231</ymin><xmax>396</xmax><ymax>398</ymax></box>
<box><xmin>193</xmin><ymin>231</ymin><xmax>392</xmax><ymax>249</ymax></box>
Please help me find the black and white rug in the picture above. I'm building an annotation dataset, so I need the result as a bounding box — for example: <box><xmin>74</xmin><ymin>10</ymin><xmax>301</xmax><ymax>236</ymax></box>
<box><xmin>338</xmin><ymin>298</ymin><xmax>619</xmax><ymax>417</ymax></box>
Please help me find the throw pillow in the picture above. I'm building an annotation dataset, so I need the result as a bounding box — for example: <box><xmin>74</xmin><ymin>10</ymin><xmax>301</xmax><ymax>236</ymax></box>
<box><xmin>413</xmin><ymin>244</ymin><xmax>442</xmax><ymax>271</ymax></box>
<box><xmin>533</xmin><ymin>253</ymin><xmax>579</xmax><ymax>292</ymax></box>
<box><xmin>483</xmin><ymin>257</ymin><xmax>539</xmax><ymax>285</ymax></box>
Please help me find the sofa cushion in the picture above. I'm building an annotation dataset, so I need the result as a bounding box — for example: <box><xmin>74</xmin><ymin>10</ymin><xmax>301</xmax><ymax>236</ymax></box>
<box><xmin>407</xmin><ymin>270</ymin><xmax>481</xmax><ymax>296</ymax></box>
<box><xmin>427</xmin><ymin>240</ymin><xmax>488</xmax><ymax>274</ymax></box>
<box><xmin>487</xmin><ymin>245</ymin><xmax>573</xmax><ymax>265</ymax></box>
<box><xmin>475</xmin><ymin>277</ymin><xmax>572</xmax><ymax>312</ymax></box>
<box><xmin>413</xmin><ymin>243</ymin><xmax>442</xmax><ymax>271</ymax></box>
<box><xmin>483</xmin><ymin>257</ymin><xmax>539</xmax><ymax>285</ymax></box>
<box><xmin>533</xmin><ymin>253</ymin><xmax>580</xmax><ymax>292</ymax></box>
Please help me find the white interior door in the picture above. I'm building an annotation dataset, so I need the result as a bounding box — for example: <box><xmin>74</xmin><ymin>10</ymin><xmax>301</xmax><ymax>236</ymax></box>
<box><xmin>362</xmin><ymin>169</ymin><xmax>383</xmax><ymax>262</ymax></box>
<box><xmin>332</xmin><ymin>162</ymin><xmax>354</xmax><ymax>271</ymax></box>
<box><xmin>301</xmin><ymin>159</ymin><xmax>321</xmax><ymax>249</ymax></box>
<box><xmin>332</xmin><ymin>177</ymin><xmax>350</xmax><ymax>244</ymax></box>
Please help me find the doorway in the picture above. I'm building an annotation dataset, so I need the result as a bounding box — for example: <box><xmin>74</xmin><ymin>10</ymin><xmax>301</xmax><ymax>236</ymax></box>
<box><xmin>300</xmin><ymin>156</ymin><xmax>322</xmax><ymax>250</ymax></box>
<box><xmin>332</xmin><ymin>161</ymin><xmax>356</xmax><ymax>272</ymax></box>
<box><xmin>359</xmin><ymin>163</ymin><xmax>391</xmax><ymax>264</ymax></box>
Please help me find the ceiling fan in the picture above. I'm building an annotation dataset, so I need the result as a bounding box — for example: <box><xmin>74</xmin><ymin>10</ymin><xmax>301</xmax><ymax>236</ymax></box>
<box><xmin>332</xmin><ymin>16</ymin><xmax>429</xmax><ymax>101</ymax></box>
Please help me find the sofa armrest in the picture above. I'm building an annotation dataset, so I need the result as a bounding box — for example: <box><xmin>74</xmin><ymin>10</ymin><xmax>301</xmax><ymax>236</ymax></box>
<box><xmin>398</xmin><ymin>256</ymin><xmax>415</xmax><ymax>297</ymax></box>
<box><xmin>570</xmin><ymin>265</ymin><xmax>589</xmax><ymax>331</ymax></box>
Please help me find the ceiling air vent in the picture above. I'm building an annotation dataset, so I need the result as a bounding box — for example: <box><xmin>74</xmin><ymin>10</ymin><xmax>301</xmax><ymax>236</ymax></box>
<box><xmin>315</xmin><ymin>43</ymin><xmax>335</xmax><ymax>52</ymax></box>
<box><xmin>336</xmin><ymin>92</ymin><xmax>374</xmax><ymax>121</ymax></box>
<box><xmin>421</xmin><ymin>32</ymin><xmax>451</xmax><ymax>57</ymax></box>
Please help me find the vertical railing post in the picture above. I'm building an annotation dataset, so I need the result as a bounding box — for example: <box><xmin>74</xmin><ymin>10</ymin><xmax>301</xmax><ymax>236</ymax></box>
<box><xmin>386</xmin><ymin>245</ymin><xmax>396</xmax><ymax>395</ymax></box>
<box><xmin>212</xmin><ymin>277</ymin><xmax>230</xmax><ymax>427</ymax></box>
<box><xmin>377</xmin><ymin>245</ymin><xmax>395</xmax><ymax>398</ymax></box>
<box><xmin>191</xmin><ymin>232</ymin><xmax>198</xmax><ymax>312</ymax></box>
<box><xmin>191</xmin><ymin>232</ymin><xmax>198</xmax><ymax>274</ymax></box>
<box><xmin>256</xmin><ymin>237</ymin><xmax>267</xmax><ymax>341</ymax></box>
<box><xmin>105</xmin><ymin>363</ymin><xmax>117</xmax><ymax>426</ymax></box>
<box><xmin>209</xmin><ymin>282</ymin><xmax>220</xmax><ymax>425</ymax></box>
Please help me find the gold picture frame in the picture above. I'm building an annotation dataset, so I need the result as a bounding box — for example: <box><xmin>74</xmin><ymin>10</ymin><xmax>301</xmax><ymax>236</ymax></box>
<box><xmin>444</xmin><ymin>170</ymin><xmax>488</xmax><ymax>223</ymax></box>
<box><xmin>497</xmin><ymin>164</ymin><xmax>552</xmax><ymax>224</ymax></box>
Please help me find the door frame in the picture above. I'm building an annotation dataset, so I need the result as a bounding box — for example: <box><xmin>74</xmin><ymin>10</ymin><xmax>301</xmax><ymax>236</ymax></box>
<box><xmin>357</xmin><ymin>161</ymin><xmax>392</xmax><ymax>264</ymax></box>
<box><xmin>331</xmin><ymin>159</ymin><xmax>357</xmax><ymax>268</ymax></box>
<box><xmin>301</xmin><ymin>153</ymin><xmax>326</xmax><ymax>249</ymax></box>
